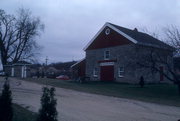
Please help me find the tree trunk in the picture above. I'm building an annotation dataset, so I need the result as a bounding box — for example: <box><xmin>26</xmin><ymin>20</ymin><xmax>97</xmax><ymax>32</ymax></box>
<box><xmin>178</xmin><ymin>83</ymin><xmax>180</xmax><ymax>95</ymax></box>
<box><xmin>0</xmin><ymin>42</ymin><xmax>8</xmax><ymax>70</ymax></box>
<box><xmin>1</xmin><ymin>53</ymin><xmax>7</xmax><ymax>71</ymax></box>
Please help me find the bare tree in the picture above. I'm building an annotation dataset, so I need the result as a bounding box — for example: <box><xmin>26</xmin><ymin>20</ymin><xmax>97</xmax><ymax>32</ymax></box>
<box><xmin>164</xmin><ymin>25</ymin><xmax>180</xmax><ymax>55</ymax></box>
<box><xmin>133</xmin><ymin>26</ymin><xmax>180</xmax><ymax>93</ymax></box>
<box><xmin>0</xmin><ymin>8</ymin><xmax>44</xmax><ymax>69</ymax></box>
<box><xmin>163</xmin><ymin>25</ymin><xmax>180</xmax><ymax>93</ymax></box>
<box><xmin>140</xmin><ymin>27</ymin><xmax>160</xmax><ymax>39</ymax></box>
<box><xmin>135</xmin><ymin>45</ymin><xmax>174</xmax><ymax>80</ymax></box>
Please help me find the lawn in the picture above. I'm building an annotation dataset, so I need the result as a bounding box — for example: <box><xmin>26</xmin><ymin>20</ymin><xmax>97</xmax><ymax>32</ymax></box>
<box><xmin>13</xmin><ymin>104</ymin><xmax>37</xmax><ymax>121</ymax></box>
<box><xmin>23</xmin><ymin>78</ymin><xmax>180</xmax><ymax>107</ymax></box>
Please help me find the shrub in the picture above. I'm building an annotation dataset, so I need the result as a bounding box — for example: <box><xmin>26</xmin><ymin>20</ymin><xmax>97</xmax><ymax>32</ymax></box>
<box><xmin>37</xmin><ymin>86</ymin><xmax>58</xmax><ymax>121</ymax></box>
<box><xmin>0</xmin><ymin>81</ymin><xmax>13</xmax><ymax>121</ymax></box>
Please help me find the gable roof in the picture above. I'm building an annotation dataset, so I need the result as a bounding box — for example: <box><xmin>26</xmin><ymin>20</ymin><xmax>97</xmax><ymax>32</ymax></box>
<box><xmin>71</xmin><ymin>58</ymin><xmax>85</xmax><ymax>68</ymax></box>
<box><xmin>4</xmin><ymin>61</ymin><xmax>31</xmax><ymax>66</ymax></box>
<box><xmin>84</xmin><ymin>22</ymin><xmax>173</xmax><ymax>51</ymax></box>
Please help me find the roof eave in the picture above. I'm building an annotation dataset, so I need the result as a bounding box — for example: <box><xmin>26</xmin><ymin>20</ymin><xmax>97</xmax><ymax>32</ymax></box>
<box><xmin>137</xmin><ymin>42</ymin><xmax>174</xmax><ymax>51</ymax></box>
<box><xmin>71</xmin><ymin>58</ymin><xmax>85</xmax><ymax>68</ymax></box>
<box><xmin>83</xmin><ymin>22</ymin><xmax>138</xmax><ymax>51</ymax></box>
<box><xmin>83</xmin><ymin>22</ymin><xmax>109</xmax><ymax>51</ymax></box>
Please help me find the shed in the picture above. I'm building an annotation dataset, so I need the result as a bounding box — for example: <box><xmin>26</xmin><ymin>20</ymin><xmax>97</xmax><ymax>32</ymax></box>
<box><xmin>4</xmin><ymin>61</ymin><xmax>31</xmax><ymax>78</ymax></box>
<box><xmin>71</xmin><ymin>59</ymin><xmax>86</xmax><ymax>80</ymax></box>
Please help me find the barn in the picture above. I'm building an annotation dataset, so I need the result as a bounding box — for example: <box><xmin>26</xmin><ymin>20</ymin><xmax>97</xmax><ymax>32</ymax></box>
<box><xmin>76</xmin><ymin>22</ymin><xmax>174</xmax><ymax>83</ymax></box>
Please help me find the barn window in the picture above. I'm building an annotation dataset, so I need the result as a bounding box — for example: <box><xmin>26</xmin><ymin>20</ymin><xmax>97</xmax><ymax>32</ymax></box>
<box><xmin>105</xmin><ymin>28</ymin><xmax>110</xmax><ymax>35</ymax></box>
<box><xmin>104</xmin><ymin>50</ymin><xmax>110</xmax><ymax>60</ymax></box>
<box><xmin>118</xmin><ymin>67</ymin><xmax>124</xmax><ymax>77</ymax></box>
<box><xmin>93</xmin><ymin>68</ymin><xmax>98</xmax><ymax>77</ymax></box>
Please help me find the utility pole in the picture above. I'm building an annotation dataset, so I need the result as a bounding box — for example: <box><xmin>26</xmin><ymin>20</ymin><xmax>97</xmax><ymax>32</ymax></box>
<box><xmin>45</xmin><ymin>56</ymin><xmax>48</xmax><ymax>86</ymax></box>
<box><xmin>45</xmin><ymin>56</ymin><xmax>48</xmax><ymax>66</ymax></box>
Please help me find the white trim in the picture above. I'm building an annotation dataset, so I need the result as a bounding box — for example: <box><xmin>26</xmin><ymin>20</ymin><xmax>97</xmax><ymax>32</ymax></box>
<box><xmin>11</xmin><ymin>67</ymin><xmax>14</xmax><ymax>77</ymax></box>
<box><xmin>13</xmin><ymin>63</ymin><xmax>31</xmax><ymax>66</ymax></box>
<box><xmin>71</xmin><ymin>58</ymin><xmax>85</xmax><ymax>68</ymax></box>
<box><xmin>105</xmin><ymin>28</ymin><xmax>110</xmax><ymax>35</ymax></box>
<box><xmin>83</xmin><ymin>22</ymin><xmax>138</xmax><ymax>50</ymax></box>
<box><xmin>21</xmin><ymin>66</ymin><xmax>24</xmax><ymax>78</ymax></box>
<box><xmin>107</xmin><ymin>24</ymin><xmax>138</xmax><ymax>44</ymax></box>
<box><xmin>104</xmin><ymin>50</ymin><xmax>110</xmax><ymax>60</ymax></box>
<box><xmin>93</xmin><ymin>68</ymin><xmax>98</xmax><ymax>77</ymax></box>
<box><xmin>4</xmin><ymin>64</ymin><xmax>31</xmax><ymax>66</ymax></box>
<box><xmin>118</xmin><ymin>67</ymin><xmax>124</xmax><ymax>77</ymax></box>
<box><xmin>24</xmin><ymin>66</ymin><xmax>27</xmax><ymax>78</ymax></box>
<box><xmin>83</xmin><ymin>23</ymin><xmax>108</xmax><ymax>51</ymax></box>
<box><xmin>21</xmin><ymin>65</ymin><xmax>27</xmax><ymax>78</ymax></box>
<box><xmin>100</xmin><ymin>62</ymin><xmax>114</xmax><ymax>66</ymax></box>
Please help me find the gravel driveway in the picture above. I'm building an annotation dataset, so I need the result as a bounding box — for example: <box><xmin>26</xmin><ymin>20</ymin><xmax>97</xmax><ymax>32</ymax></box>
<box><xmin>0</xmin><ymin>78</ymin><xmax>180</xmax><ymax>121</ymax></box>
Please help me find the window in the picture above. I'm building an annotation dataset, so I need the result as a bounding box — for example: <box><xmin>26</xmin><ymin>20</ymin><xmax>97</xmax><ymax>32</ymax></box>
<box><xmin>93</xmin><ymin>68</ymin><xmax>98</xmax><ymax>77</ymax></box>
<box><xmin>118</xmin><ymin>67</ymin><xmax>124</xmax><ymax>77</ymax></box>
<box><xmin>105</xmin><ymin>28</ymin><xmax>110</xmax><ymax>35</ymax></box>
<box><xmin>104</xmin><ymin>50</ymin><xmax>110</xmax><ymax>60</ymax></box>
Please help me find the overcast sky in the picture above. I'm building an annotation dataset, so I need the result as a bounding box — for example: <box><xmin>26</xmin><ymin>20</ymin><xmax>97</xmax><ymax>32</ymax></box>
<box><xmin>0</xmin><ymin>0</ymin><xmax>180</xmax><ymax>64</ymax></box>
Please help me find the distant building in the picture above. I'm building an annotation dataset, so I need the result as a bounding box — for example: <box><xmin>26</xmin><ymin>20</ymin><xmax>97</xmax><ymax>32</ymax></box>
<box><xmin>4</xmin><ymin>61</ymin><xmax>31</xmax><ymax>78</ymax></box>
<box><xmin>73</xmin><ymin>22</ymin><xmax>174</xmax><ymax>83</ymax></box>
<box><xmin>71</xmin><ymin>59</ymin><xmax>86</xmax><ymax>80</ymax></box>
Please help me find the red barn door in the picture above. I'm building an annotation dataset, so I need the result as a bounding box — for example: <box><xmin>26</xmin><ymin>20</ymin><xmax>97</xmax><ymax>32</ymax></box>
<box><xmin>100</xmin><ymin>66</ymin><xmax>114</xmax><ymax>81</ymax></box>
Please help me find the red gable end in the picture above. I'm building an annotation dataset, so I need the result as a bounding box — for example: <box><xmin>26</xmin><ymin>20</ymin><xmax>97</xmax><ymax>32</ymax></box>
<box><xmin>85</xmin><ymin>26</ymin><xmax>132</xmax><ymax>50</ymax></box>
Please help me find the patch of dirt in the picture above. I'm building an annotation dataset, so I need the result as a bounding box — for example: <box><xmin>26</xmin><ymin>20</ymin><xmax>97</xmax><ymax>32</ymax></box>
<box><xmin>1</xmin><ymin>77</ymin><xmax>180</xmax><ymax>121</ymax></box>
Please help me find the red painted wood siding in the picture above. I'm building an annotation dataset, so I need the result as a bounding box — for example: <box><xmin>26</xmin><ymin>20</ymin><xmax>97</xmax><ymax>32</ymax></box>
<box><xmin>86</xmin><ymin>27</ymin><xmax>132</xmax><ymax>50</ymax></box>
<box><xmin>78</xmin><ymin>60</ymin><xmax>86</xmax><ymax>77</ymax></box>
<box><xmin>72</xmin><ymin>60</ymin><xmax>86</xmax><ymax>77</ymax></box>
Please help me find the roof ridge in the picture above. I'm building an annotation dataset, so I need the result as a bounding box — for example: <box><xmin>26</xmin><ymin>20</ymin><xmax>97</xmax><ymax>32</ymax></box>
<box><xmin>84</xmin><ymin>22</ymin><xmax>174</xmax><ymax>51</ymax></box>
<box><xmin>109</xmin><ymin>22</ymin><xmax>149</xmax><ymax>35</ymax></box>
<box><xmin>109</xmin><ymin>22</ymin><xmax>173</xmax><ymax>49</ymax></box>
<box><xmin>108</xmin><ymin>23</ymin><xmax>133</xmax><ymax>31</ymax></box>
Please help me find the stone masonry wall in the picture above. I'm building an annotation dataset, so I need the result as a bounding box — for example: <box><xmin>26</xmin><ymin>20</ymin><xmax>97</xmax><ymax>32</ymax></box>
<box><xmin>85</xmin><ymin>44</ymin><xmax>173</xmax><ymax>84</ymax></box>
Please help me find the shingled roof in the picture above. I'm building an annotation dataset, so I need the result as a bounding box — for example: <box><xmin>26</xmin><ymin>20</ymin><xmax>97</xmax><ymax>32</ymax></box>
<box><xmin>109</xmin><ymin>23</ymin><xmax>173</xmax><ymax>50</ymax></box>
<box><xmin>4</xmin><ymin>61</ymin><xmax>31</xmax><ymax>66</ymax></box>
<box><xmin>84</xmin><ymin>22</ymin><xmax>174</xmax><ymax>51</ymax></box>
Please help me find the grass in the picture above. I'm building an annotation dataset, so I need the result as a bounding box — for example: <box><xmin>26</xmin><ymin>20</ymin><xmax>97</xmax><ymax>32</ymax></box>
<box><xmin>22</xmin><ymin>78</ymin><xmax>180</xmax><ymax>107</ymax></box>
<box><xmin>13</xmin><ymin>104</ymin><xmax>37</xmax><ymax>121</ymax></box>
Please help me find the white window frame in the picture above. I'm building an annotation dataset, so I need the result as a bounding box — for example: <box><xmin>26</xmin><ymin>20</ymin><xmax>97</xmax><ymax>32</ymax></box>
<box><xmin>104</xmin><ymin>50</ymin><xmax>110</xmax><ymax>60</ymax></box>
<box><xmin>118</xmin><ymin>67</ymin><xmax>124</xmax><ymax>77</ymax></box>
<box><xmin>93</xmin><ymin>68</ymin><xmax>98</xmax><ymax>77</ymax></box>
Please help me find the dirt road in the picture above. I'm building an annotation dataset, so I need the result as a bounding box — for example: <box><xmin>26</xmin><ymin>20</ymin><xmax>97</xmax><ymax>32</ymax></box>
<box><xmin>0</xmin><ymin>78</ymin><xmax>180</xmax><ymax>121</ymax></box>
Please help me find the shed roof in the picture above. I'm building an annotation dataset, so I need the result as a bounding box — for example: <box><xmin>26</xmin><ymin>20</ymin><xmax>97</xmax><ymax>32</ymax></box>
<box><xmin>71</xmin><ymin>58</ymin><xmax>85</xmax><ymax>68</ymax></box>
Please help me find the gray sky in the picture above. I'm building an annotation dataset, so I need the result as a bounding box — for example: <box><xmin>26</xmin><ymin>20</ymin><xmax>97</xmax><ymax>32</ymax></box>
<box><xmin>0</xmin><ymin>0</ymin><xmax>180</xmax><ymax>64</ymax></box>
